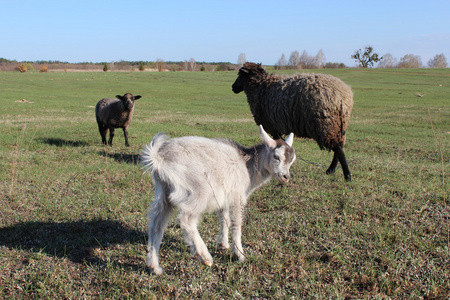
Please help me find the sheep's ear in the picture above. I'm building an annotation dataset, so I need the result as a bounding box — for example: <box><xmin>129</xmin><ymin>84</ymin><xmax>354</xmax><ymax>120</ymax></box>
<box><xmin>259</xmin><ymin>125</ymin><xmax>276</xmax><ymax>149</ymax></box>
<box><xmin>285</xmin><ymin>133</ymin><xmax>294</xmax><ymax>147</ymax></box>
<box><xmin>134</xmin><ymin>95</ymin><xmax>142</xmax><ymax>100</ymax></box>
<box><xmin>115</xmin><ymin>95</ymin><xmax>122</xmax><ymax>100</ymax></box>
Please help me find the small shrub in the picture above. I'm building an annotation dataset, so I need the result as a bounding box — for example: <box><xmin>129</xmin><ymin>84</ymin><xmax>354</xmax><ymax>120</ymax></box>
<box><xmin>103</xmin><ymin>63</ymin><xmax>108</xmax><ymax>72</ymax></box>
<box><xmin>139</xmin><ymin>62</ymin><xmax>145</xmax><ymax>71</ymax></box>
<box><xmin>16</xmin><ymin>64</ymin><xmax>27</xmax><ymax>73</ymax></box>
<box><xmin>40</xmin><ymin>65</ymin><xmax>48</xmax><ymax>72</ymax></box>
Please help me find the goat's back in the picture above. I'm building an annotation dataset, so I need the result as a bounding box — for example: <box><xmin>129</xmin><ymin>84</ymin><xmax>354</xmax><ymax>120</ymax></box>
<box><xmin>141</xmin><ymin>135</ymin><xmax>250</xmax><ymax>211</ymax></box>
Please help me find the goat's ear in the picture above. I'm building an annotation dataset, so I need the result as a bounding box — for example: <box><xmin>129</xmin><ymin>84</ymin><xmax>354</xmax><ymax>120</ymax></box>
<box><xmin>115</xmin><ymin>95</ymin><xmax>122</xmax><ymax>100</ymax></box>
<box><xmin>285</xmin><ymin>133</ymin><xmax>294</xmax><ymax>147</ymax></box>
<box><xmin>259</xmin><ymin>125</ymin><xmax>276</xmax><ymax>149</ymax></box>
<box><xmin>134</xmin><ymin>95</ymin><xmax>142</xmax><ymax>100</ymax></box>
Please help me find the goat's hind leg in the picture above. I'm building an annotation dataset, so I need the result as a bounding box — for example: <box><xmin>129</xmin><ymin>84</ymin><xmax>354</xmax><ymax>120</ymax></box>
<box><xmin>216</xmin><ymin>206</ymin><xmax>230</xmax><ymax>249</ymax></box>
<box><xmin>179</xmin><ymin>213</ymin><xmax>213</xmax><ymax>267</ymax></box>
<box><xmin>147</xmin><ymin>180</ymin><xmax>173</xmax><ymax>275</ymax></box>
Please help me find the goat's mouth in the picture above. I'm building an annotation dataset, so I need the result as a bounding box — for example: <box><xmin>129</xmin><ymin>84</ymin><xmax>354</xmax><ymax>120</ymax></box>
<box><xmin>276</xmin><ymin>174</ymin><xmax>290</xmax><ymax>183</ymax></box>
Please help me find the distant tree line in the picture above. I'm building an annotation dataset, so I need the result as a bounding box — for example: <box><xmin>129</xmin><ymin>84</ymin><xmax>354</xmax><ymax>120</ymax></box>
<box><xmin>377</xmin><ymin>53</ymin><xmax>447</xmax><ymax>68</ymax></box>
<box><xmin>351</xmin><ymin>46</ymin><xmax>448</xmax><ymax>69</ymax></box>
<box><xmin>274</xmin><ymin>50</ymin><xmax>329</xmax><ymax>70</ymax></box>
<box><xmin>0</xmin><ymin>58</ymin><xmax>236</xmax><ymax>72</ymax></box>
<box><xmin>1</xmin><ymin>49</ymin><xmax>448</xmax><ymax>72</ymax></box>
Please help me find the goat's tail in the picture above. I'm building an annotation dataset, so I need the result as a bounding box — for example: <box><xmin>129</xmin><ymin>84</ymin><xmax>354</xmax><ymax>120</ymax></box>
<box><xmin>140</xmin><ymin>133</ymin><xmax>169</xmax><ymax>174</ymax></box>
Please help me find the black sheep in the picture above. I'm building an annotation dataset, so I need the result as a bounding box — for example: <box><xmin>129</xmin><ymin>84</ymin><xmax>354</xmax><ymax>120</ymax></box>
<box><xmin>232</xmin><ymin>63</ymin><xmax>354</xmax><ymax>181</ymax></box>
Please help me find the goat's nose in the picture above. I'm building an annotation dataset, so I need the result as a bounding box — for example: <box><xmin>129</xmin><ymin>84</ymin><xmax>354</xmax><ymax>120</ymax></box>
<box><xmin>281</xmin><ymin>174</ymin><xmax>290</xmax><ymax>183</ymax></box>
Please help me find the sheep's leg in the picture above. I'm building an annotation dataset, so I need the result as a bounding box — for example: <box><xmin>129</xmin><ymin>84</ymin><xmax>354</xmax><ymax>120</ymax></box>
<box><xmin>326</xmin><ymin>152</ymin><xmax>339</xmax><ymax>175</ymax></box>
<box><xmin>98</xmin><ymin>123</ymin><xmax>108</xmax><ymax>145</ymax></box>
<box><xmin>327</xmin><ymin>145</ymin><xmax>352</xmax><ymax>181</ymax></box>
<box><xmin>123</xmin><ymin>127</ymin><xmax>130</xmax><ymax>147</ymax></box>
<box><xmin>178</xmin><ymin>213</ymin><xmax>213</xmax><ymax>266</ymax></box>
<box><xmin>108</xmin><ymin>127</ymin><xmax>115</xmax><ymax>146</ymax></box>
<box><xmin>147</xmin><ymin>180</ymin><xmax>172</xmax><ymax>275</ymax></box>
<box><xmin>230</xmin><ymin>202</ymin><xmax>246</xmax><ymax>262</ymax></box>
<box><xmin>217</xmin><ymin>207</ymin><xmax>230</xmax><ymax>249</ymax></box>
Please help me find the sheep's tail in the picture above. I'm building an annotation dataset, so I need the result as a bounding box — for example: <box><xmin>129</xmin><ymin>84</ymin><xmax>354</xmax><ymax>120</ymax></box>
<box><xmin>140</xmin><ymin>133</ymin><xmax>169</xmax><ymax>174</ymax></box>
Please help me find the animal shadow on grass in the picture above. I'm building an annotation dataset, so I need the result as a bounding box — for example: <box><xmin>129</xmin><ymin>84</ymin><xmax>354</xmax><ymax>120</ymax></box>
<box><xmin>99</xmin><ymin>152</ymin><xmax>140</xmax><ymax>165</ymax></box>
<box><xmin>41</xmin><ymin>138</ymin><xmax>89</xmax><ymax>147</ymax></box>
<box><xmin>0</xmin><ymin>220</ymin><xmax>145</xmax><ymax>269</ymax></box>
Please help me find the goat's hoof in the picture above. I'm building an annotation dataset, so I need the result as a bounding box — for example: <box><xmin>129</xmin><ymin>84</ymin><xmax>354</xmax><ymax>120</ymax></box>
<box><xmin>345</xmin><ymin>174</ymin><xmax>352</xmax><ymax>181</ymax></box>
<box><xmin>217</xmin><ymin>243</ymin><xmax>230</xmax><ymax>250</ymax></box>
<box><xmin>203</xmin><ymin>260</ymin><xmax>213</xmax><ymax>267</ymax></box>
<box><xmin>149</xmin><ymin>265</ymin><xmax>163</xmax><ymax>275</ymax></box>
<box><xmin>326</xmin><ymin>168</ymin><xmax>335</xmax><ymax>175</ymax></box>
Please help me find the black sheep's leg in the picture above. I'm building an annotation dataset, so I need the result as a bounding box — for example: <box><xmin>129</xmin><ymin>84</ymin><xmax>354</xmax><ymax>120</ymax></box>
<box><xmin>330</xmin><ymin>145</ymin><xmax>352</xmax><ymax>181</ymax></box>
<box><xmin>326</xmin><ymin>152</ymin><xmax>339</xmax><ymax>175</ymax></box>
<box><xmin>123</xmin><ymin>127</ymin><xmax>130</xmax><ymax>147</ymax></box>
<box><xmin>108</xmin><ymin>127</ymin><xmax>115</xmax><ymax>146</ymax></box>
<box><xmin>98</xmin><ymin>123</ymin><xmax>108</xmax><ymax>145</ymax></box>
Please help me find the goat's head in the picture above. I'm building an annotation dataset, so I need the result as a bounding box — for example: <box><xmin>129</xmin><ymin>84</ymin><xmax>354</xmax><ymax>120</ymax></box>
<box><xmin>259</xmin><ymin>125</ymin><xmax>296</xmax><ymax>183</ymax></box>
<box><xmin>116</xmin><ymin>93</ymin><xmax>142</xmax><ymax>110</ymax></box>
<box><xmin>232</xmin><ymin>62</ymin><xmax>267</xmax><ymax>94</ymax></box>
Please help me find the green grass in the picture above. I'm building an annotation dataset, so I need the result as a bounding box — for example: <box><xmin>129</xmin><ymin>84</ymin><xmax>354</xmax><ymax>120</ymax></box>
<box><xmin>0</xmin><ymin>68</ymin><xmax>448</xmax><ymax>299</ymax></box>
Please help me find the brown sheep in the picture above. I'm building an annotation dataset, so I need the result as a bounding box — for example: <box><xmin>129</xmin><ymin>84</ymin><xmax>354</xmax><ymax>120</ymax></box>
<box><xmin>95</xmin><ymin>93</ymin><xmax>141</xmax><ymax>146</ymax></box>
<box><xmin>232</xmin><ymin>62</ymin><xmax>354</xmax><ymax>181</ymax></box>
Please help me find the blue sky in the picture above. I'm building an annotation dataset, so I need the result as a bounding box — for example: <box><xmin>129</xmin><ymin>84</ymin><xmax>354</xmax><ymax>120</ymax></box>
<box><xmin>1</xmin><ymin>0</ymin><xmax>449</xmax><ymax>67</ymax></box>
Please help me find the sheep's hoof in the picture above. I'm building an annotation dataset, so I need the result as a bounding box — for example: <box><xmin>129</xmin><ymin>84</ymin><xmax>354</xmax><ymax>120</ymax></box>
<box><xmin>326</xmin><ymin>168</ymin><xmax>335</xmax><ymax>175</ymax></box>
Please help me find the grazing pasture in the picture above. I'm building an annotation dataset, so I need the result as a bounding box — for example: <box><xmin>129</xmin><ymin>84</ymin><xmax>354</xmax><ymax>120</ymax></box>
<box><xmin>0</xmin><ymin>68</ymin><xmax>448</xmax><ymax>298</ymax></box>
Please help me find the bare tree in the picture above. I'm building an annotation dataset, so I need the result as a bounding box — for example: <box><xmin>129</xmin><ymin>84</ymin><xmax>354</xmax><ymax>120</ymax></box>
<box><xmin>275</xmin><ymin>53</ymin><xmax>287</xmax><ymax>70</ymax></box>
<box><xmin>398</xmin><ymin>54</ymin><xmax>422</xmax><ymax>68</ymax></box>
<box><xmin>351</xmin><ymin>46</ymin><xmax>382</xmax><ymax>68</ymax></box>
<box><xmin>237</xmin><ymin>53</ymin><xmax>246</xmax><ymax>68</ymax></box>
<box><xmin>299</xmin><ymin>50</ymin><xmax>311</xmax><ymax>69</ymax></box>
<box><xmin>288</xmin><ymin>51</ymin><xmax>300</xmax><ymax>69</ymax></box>
<box><xmin>189</xmin><ymin>58</ymin><xmax>197</xmax><ymax>71</ymax></box>
<box><xmin>378</xmin><ymin>53</ymin><xmax>397</xmax><ymax>68</ymax></box>
<box><xmin>428</xmin><ymin>54</ymin><xmax>447</xmax><ymax>68</ymax></box>
<box><xmin>314</xmin><ymin>49</ymin><xmax>326</xmax><ymax>68</ymax></box>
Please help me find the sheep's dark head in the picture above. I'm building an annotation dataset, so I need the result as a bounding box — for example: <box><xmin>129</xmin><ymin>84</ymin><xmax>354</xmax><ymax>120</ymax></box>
<box><xmin>232</xmin><ymin>62</ymin><xmax>267</xmax><ymax>94</ymax></box>
<box><xmin>116</xmin><ymin>93</ymin><xmax>142</xmax><ymax>110</ymax></box>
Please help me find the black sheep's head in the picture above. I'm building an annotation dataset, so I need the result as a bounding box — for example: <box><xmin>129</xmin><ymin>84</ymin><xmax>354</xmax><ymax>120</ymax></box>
<box><xmin>232</xmin><ymin>62</ymin><xmax>266</xmax><ymax>94</ymax></box>
<box><xmin>116</xmin><ymin>93</ymin><xmax>142</xmax><ymax>110</ymax></box>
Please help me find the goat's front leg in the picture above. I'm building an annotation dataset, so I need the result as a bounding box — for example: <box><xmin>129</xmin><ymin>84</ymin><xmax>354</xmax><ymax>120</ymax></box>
<box><xmin>179</xmin><ymin>213</ymin><xmax>213</xmax><ymax>266</ymax></box>
<box><xmin>230</xmin><ymin>202</ymin><xmax>246</xmax><ymax>262</ymax></box>
<box><xmin>217</xmin><ymin>207</ymin><xmax>230</xmax><ymax>249</ymax></box>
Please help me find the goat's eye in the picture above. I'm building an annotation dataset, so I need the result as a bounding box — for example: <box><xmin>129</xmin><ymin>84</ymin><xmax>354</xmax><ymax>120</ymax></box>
<box><xmin>274</xmin><ymin>154</ymin><xmax>280</xmax><ymax>161</ymax></box>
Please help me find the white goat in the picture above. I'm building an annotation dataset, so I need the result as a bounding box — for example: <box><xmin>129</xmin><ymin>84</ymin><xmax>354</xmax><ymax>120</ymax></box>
<box><xmin>140</xmin><ymin>126</ymin><xmax>296</xmax><ymax>275</ymax></box>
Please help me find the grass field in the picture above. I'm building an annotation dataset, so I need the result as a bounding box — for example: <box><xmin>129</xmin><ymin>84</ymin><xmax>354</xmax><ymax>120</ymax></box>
<box><xmin>0</xmin><ymin>68</ymin><xmax>449</xmax><ymax>299</ymax></box>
